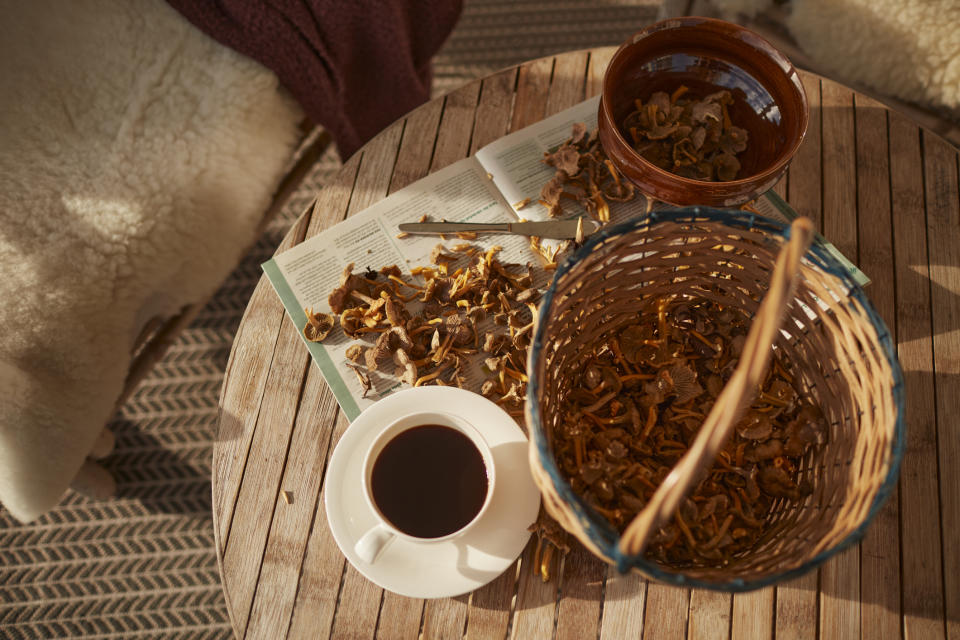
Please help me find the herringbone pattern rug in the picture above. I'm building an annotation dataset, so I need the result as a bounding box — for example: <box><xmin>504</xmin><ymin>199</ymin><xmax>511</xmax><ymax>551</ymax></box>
<box><xmin>0</xmin><ymin>1</ymin><xmax>661</xmax><ymax>637</ymax></box>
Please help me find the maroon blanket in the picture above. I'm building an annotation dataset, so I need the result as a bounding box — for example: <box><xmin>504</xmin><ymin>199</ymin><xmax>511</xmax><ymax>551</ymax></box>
<box><xmin>166</xmin><ymin>0</ymin><xmax>463</xmax><ymax>159</ymax></box>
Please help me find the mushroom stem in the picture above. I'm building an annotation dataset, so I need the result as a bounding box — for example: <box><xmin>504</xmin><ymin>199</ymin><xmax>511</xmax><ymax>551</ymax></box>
<box><xmin>349</xmin><ymin>290</ymin><xmax>377</xmax><ymax>305</ymax></box>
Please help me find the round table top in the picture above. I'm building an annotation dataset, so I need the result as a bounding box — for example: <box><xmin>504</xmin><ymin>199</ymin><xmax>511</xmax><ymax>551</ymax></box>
<box><xmin>214</xmin><ymin>47</ymin><xmax>960</xmax><ymax>640</ymax></box>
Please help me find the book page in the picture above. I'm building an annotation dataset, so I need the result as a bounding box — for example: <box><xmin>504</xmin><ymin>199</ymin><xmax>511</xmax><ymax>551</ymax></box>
<box><xmin>475</xmin><ymin>97</ymin><xmax>599</xmax><ymax>219</ymax></box>
<box><xmin>263</xmin><ymin>157</ymin><xmax>537</xmax><ymax>420</ymax></box>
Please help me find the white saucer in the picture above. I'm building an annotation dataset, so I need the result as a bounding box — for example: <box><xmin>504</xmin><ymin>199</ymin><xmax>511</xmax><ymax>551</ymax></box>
<box><xmin>324</xmin><ymin>386</ymin><xmax>541</xmax><ymax>599</ymax></box>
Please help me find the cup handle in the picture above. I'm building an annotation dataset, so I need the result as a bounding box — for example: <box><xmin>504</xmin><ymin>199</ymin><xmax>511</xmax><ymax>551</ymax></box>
<box><xmin>355</xmin><ymin>524</ymin><xmax>394</xmax><ymax>564</ymax></box>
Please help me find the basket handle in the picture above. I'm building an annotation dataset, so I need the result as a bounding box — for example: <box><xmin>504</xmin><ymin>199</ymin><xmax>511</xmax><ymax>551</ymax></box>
<box><xmin>618</xmin><ymin>216</ymin><xmax>815</xmax><ymax>558</ymax></box>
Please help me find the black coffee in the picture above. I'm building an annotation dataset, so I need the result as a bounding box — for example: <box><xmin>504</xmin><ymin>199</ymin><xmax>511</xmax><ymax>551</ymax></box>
<box><xmin>371</xmin><ymin>424</ymin><xmax>488</xmax><ymax>539</ymax></box>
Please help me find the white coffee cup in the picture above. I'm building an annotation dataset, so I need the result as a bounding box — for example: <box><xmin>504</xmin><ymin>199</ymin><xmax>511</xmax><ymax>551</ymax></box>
<box><xmin>354</xmin><ymin>411</ymin><xmax>496</xmax><ymax>564</ymax></box>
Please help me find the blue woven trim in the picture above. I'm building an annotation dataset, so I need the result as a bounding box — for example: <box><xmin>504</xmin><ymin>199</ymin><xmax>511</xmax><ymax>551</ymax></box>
<box><xmin>528</xmin><ymin>206</ymin><xmax>907</xmax><ymax>591</ymax></box>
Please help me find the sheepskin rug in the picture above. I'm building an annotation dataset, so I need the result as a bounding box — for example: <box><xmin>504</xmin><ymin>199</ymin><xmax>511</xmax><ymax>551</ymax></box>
<box><xmin>0</xmin><ymin>0</ymin><xmax>303</xmax><ymax>522</ymax></box>
<box><xmin>713</xmin><ymin>0</ymin><xmax>960</xmax><ymax>118</ymax></box>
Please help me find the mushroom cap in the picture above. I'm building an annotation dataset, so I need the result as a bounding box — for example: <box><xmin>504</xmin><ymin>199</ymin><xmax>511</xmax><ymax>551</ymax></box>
<box><xmin>546</xmin><ymin>145</ymin><xmax>581</xmax><ymax>176</ymax></box>
<box><xmin>303</xmin><ymin>312</ymin><xmax>335</xmax><ymax>342</ymax></box>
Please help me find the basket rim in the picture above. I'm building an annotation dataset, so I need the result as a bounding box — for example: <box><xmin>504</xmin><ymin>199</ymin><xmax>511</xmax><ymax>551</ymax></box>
<box><xmin>525</xmin><ymin>205</ymin><xmax>906</xmax><ymax>591</ymax></box>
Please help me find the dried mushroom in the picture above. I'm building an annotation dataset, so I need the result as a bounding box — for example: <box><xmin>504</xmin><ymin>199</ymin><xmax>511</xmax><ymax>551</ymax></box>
<box><xmin>549</xmin><ymin>296</ymin><xmax>826</xmax><ymax>570</ymax></box>
<box><xmin>529</xmin><ymin>518</ymin><xmax>571</xmax><ymax>582</ymax></box>
<box><xmin>539</xmin><ymin>123</ymin><xmax>641</xmax><ymax>224</ymax></box>
<box><xmin>303</xmin><ymin>309</ymin><xmax>335</xmax><ymax>342</ymax></box>
<box><xmin>344</xmin><ymin>362</ymin><xmax>372</xmax><ymax>398</ymax></box>
<box><xmin>622</xmin><ymin>88</ymin><xmax>750</xmax><ymax>182</ymax></box>
<box><xmin>345</xmin><ymin>344</ymin><xmax>365</xmax><ymax>362</ymax></box>
<box><xmin>325</xmin><ymin>243</ymin><xmax>544</xmax><ymax>413</ymax></box>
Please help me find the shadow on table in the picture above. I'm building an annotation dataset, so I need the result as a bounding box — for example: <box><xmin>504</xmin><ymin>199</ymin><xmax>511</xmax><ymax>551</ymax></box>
<box><xmin>217</xmin><ymin>407</ymin><xmax>247</xmax><ymax>445</ymax></box>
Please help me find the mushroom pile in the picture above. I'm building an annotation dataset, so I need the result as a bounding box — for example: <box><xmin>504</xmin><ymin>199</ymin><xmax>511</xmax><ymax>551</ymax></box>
<box><xmin>305</xmin><ymin>243</ymin><xmax>541</xmax><ymax>412</ymax></box>
<box><xmin>539</xmin><ymin>122</ymin><xmax>638</xmax><ymax>224</ymax></box>
<box><xmin>622</xmin><ymin>87</ymin><xmax>750</xmax><ymax>182</ymax></box>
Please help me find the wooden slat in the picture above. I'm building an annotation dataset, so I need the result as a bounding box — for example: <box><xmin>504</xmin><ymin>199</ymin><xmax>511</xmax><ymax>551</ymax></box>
<box><xmin>213</xmin><ymin>272</ymin><xmax>291</xmax><ymax>548</ymax></box>
<box><xmin>888</xmin><ymin>110</ymin><xmax>947</xmax><ymax>640</ymax></box>
<box><xmin>687</xmin><ymin>589</ymin><xmax>730</xmax><ymax>640</ymax></box>
<box><xmin>852</xmin><ymin>93</ymin><xmax>893</xmax><ymax>293</ymax></box>
<box><xmin>788</xmin><ymin>74</ymin><xmax>822</xmax><ymax>229</ymax></box>
<box><xmin>510</xmin><ymin>56</ymin><xmax>554</xmax><ymax>131</ymax></box>
<box><xmin>555</xmin><ymin>547</ymin><xmax>604</xmax><ymax>640</ymax></box>
<box><xmin>223</xmin><ymin>139</ymin><xmax>404</xmax><ymax>633</ymax></box>
<box><xmin>417</xmin><ymin>77</ymin><xmax>484</xmax><ymax>640</ymax></box>
<box><xmin>284</xmin><ymin>411</ymin><xmax>375</xmax><ymax>640</ymax></box>
<box><xmin>242</xmin><ymin>140</ymin><xmax>382</xmax><ymax>638</ymax></box>
<box><xmin>852</xmin><ymin>94</ymin><xmax>901</xmax><ymax>640</ymax></box>
<box><xmin>643</xmin><ymin>585</ymin><xmax>689</xmax><ymax>640</ymax></box>
<box><xmin>329</xmin><ymin>561</ymin><xmax>387</xmax><ymax>640</ymax></box>
<box><xmin>284</xmin><ymin>486</ymin><xmax>351</xmax><ymax>640</ymax></box>
<box><xmin>213</xmin><ymin>214</ymin><xmax>317</xmax><ymax>635</ymax></box>
<box><xmin>544</xmin><ymin>50</ymin><xmax>588</xmax><ymax>116</ymax></box>
<box><xmin>819</xmin><ymin>548</ymin><xmax>859</xmax><ymax>640</ymax></box>
<box><xmin>511</xmin><ymin>51</ymin><xmax>595</xmax><ymax>639</ymax></box>
<box><xmin>586</xmin><ymin>47</ymin><xmax>615</xmax><ymax>98</ymax></box>
<box><xmin>430</xmin><ymin>78</ymin><xmax>482</xmax><ymax>172</ymax></box>
<box><xmin>470</xmin><ymin>67</ymin><xmax>519</xmax><ymax>154</ymax></box>
<box><xmin>462</xmin><ymin>66</ymin><xmax>523</xmax><ymax>640</ymax></box>
<box><xmin>391</xmin><ymin>99</ymin><xmax>446</xmax><ymax>192</ymax></box>
<box><xmin>243</xmin><ymin>370</ymin><xmax>340</xmax><ymax>638</ymax></box>
<box><xmin>422</xmin><ymin>596</ymin><xmax>471</xmax><ymax>640</ymax></box>
<box><xmin>600</xmin><ymin>567</ymin><xmax>646</xmax><ymax>640</ymax></box>
<box><xmin>465</xmin><ymin>567</ymin><xmax>517</xmax><ymax>640</ymax></box>
<box><xmin>221</xmin><ymin>310</ymin><xmax>311</xmax><ymax>634</ymax></box>
<box><xmin>776</xmin><ymin>70</ymin><xmax>821</xmax><ymax>640</ymax></box>
<box><xmin>213</xmin><ymin>153</ymin><xmax>360</xmax><ymax>546</ymax></box>
<box><xmin>219</xmin><ymin>159</ymin><xmax>361</xmax><ymax>640</ymax></box>
<box><xmin>820</xmin><ymin>78</ymin><xmax>859</xmax><ymax>264</ymax></box>
<box><xmin>923</xmin><ymin>132</ymin><xmax>960</xmax><ymax>640</ymax></box>
<box><xmin>818</xmin><ymin>77</ymin><xmax>861</xmax><ymax>640</ymax></box>
<box><xmin>731</xmin><ymin>587</ymin><xmax>773</xmax><ymax>640</ymax></box>
<box><xmin>211</xmin><ymin>127</ymin><xmax>330</xmax><ymax>532</ymax></box>
<box><xmin>510</xmin><ymin>543</ymin><xmax>560</xmax><ymax>640</ymax></box>
<box><xmin>774</xmin><ymin>574</ymin><xmax>818</xmax><ymax>640</ymax></box>
<box><xmin>376</xmin><ymin>589</ymin><xmax>425</xmax><ymax>640</ymax></box>
<box><xmin>282</xmin><ymin>123</ymin><xmax>408</xmax><ymax>639</ymax></box>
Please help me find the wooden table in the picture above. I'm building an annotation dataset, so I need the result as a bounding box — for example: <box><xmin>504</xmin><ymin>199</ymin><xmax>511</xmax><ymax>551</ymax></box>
<box><xmin>214</xmin><ymin>48</ymin><xmax>960</xmax><ymax>639</ymax></box>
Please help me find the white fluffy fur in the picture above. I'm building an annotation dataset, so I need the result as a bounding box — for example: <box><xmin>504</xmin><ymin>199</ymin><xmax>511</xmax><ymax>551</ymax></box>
<box><xmin>0</xmin><ymin>0</ymin><xmax>303</xmax><ymax>522</ymax></box>
<box><xmin>714</xmin><ymin>0</ymin><xmax>960</xmax><ymax>116</ymax></box>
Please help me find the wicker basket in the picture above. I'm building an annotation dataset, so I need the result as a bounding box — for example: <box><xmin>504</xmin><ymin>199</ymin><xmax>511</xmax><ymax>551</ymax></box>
<box><xmin>525</xmin><ymin>207</ymin><xmax>905</xmax><ymax>591</ymax></box>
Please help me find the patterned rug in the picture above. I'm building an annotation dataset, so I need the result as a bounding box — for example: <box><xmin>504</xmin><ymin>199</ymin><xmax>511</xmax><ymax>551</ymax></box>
<box><xmin>0</xmin><ymin>1</ymin><xmax>661</xmax><ymax>637</ymax></box>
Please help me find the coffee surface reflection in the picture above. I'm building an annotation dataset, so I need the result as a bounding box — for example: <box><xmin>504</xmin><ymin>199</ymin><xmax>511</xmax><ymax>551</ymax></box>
<box><xmin>371</xmin><ymin>424</ymin><xmax>488</xmax><ymax>538</ymax></box>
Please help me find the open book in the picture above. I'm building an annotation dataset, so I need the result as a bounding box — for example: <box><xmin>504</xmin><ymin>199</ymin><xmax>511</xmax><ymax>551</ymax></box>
<box><xmin>263</xmin><ymin>96</ymin><xmax>866</xmax><ymax>421</ymax></box>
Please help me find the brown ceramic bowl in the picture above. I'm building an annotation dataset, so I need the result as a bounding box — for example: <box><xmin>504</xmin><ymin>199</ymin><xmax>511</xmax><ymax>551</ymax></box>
<box><xmin>598</xmin><ymin>17</ymin><xmax>808</xmax><ymax>207</ymax></box>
